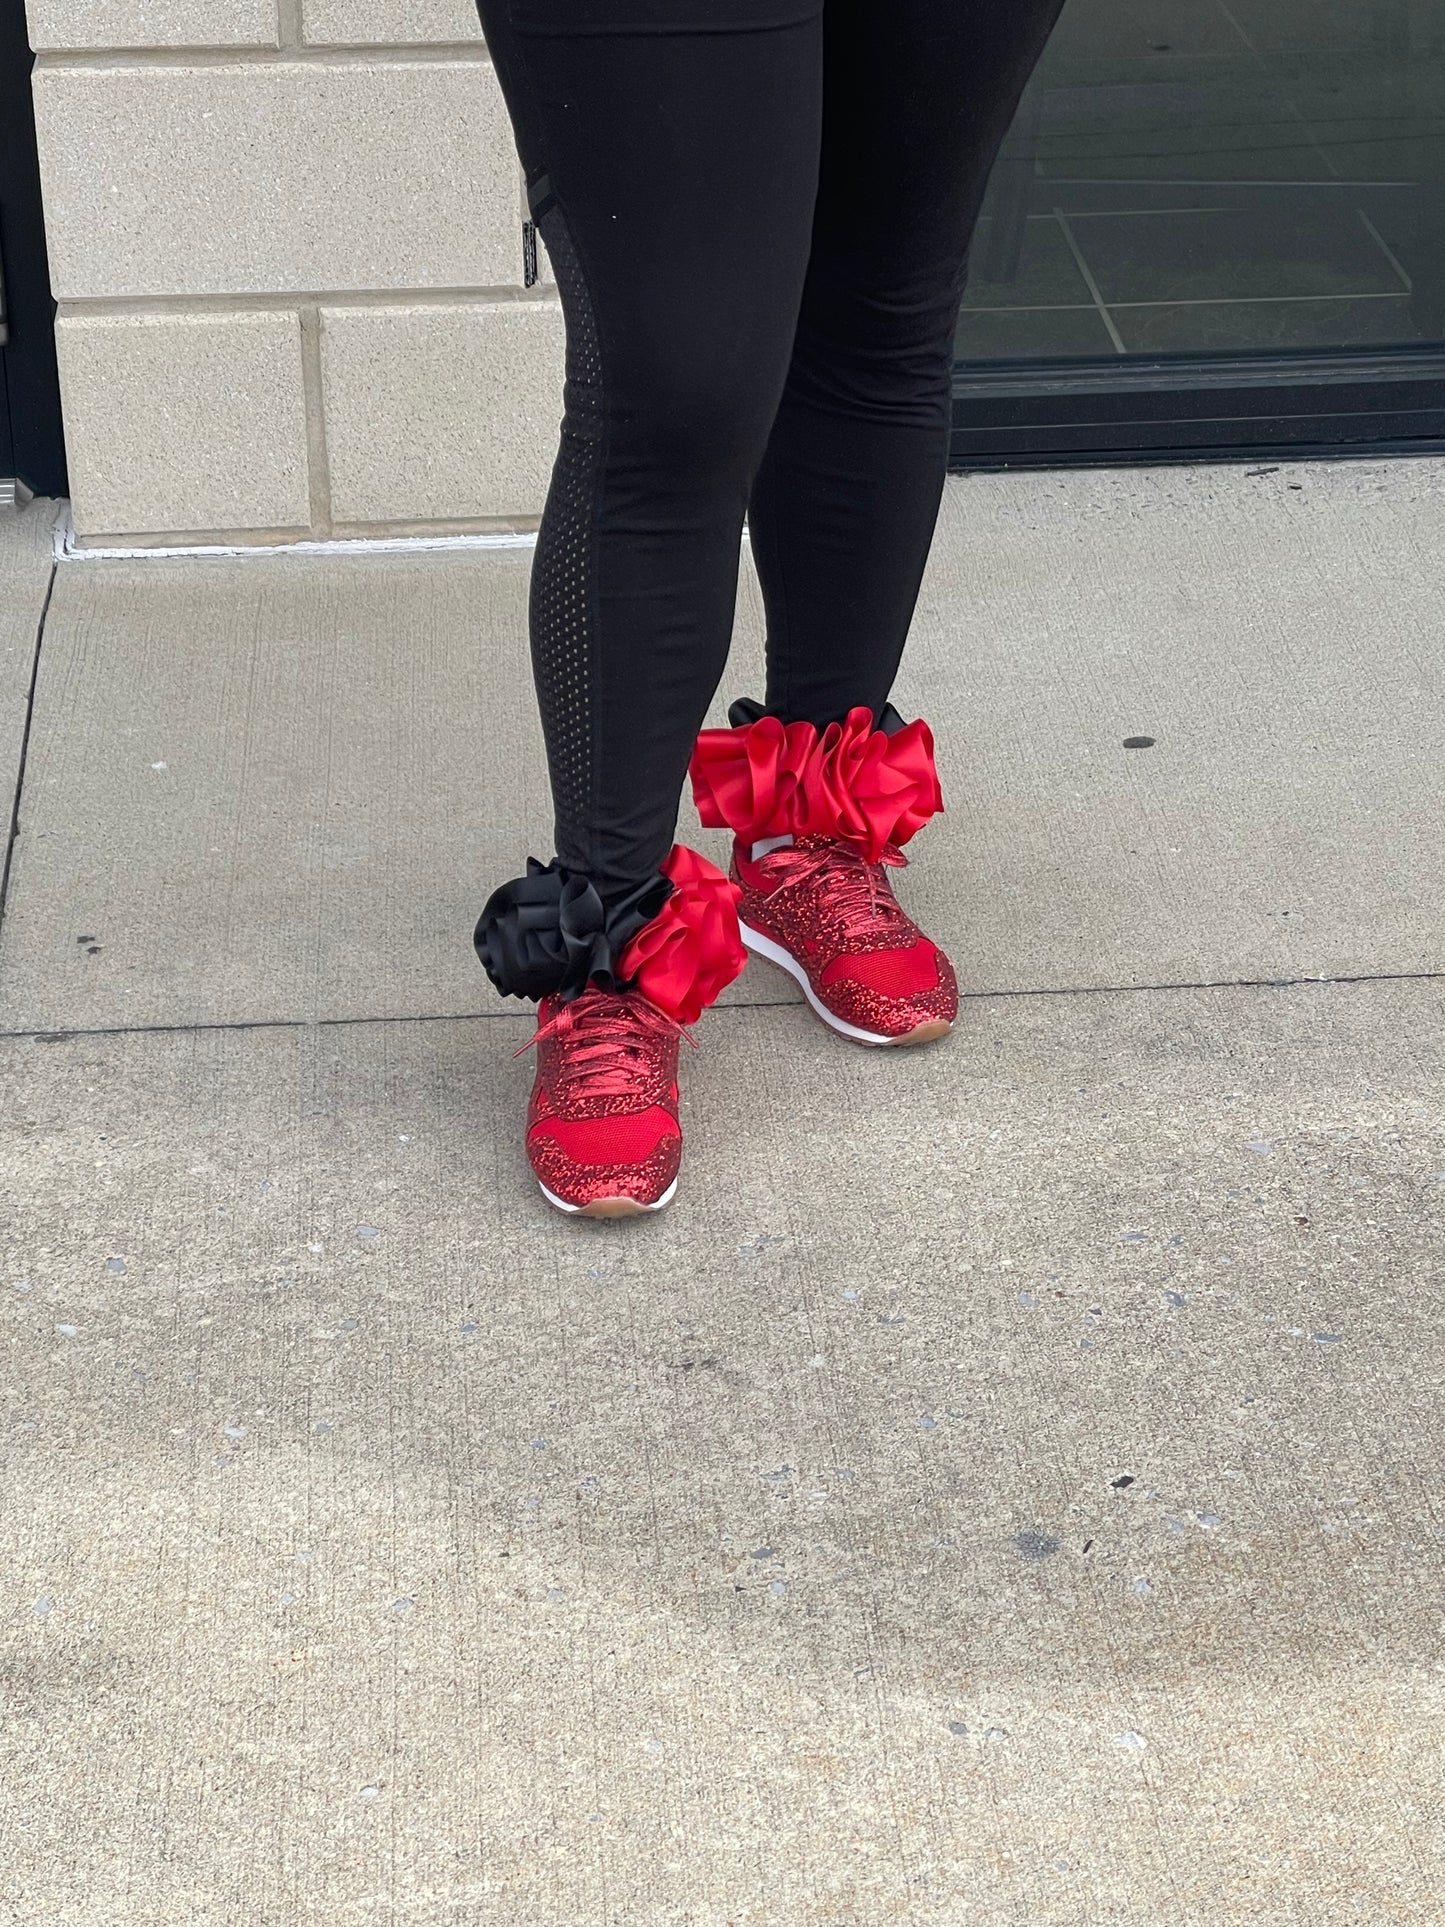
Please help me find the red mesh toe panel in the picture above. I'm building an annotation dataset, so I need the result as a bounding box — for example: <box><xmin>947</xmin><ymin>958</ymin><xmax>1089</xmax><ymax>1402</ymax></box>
<box><xmin>532</xmin><ymin>1106</ymin><xmax>679</xmax><ymax>1167</ymax></box>
<box><xmin>822</xmin><ymin>938</ymin><xmax>940</xmax><ymax>997</ymax></box>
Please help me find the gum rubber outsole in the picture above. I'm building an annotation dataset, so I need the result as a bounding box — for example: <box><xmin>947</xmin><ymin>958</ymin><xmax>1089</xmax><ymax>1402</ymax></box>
<box><xmin>538</xmin><ymin>1176</ymin><xmax>679</xmax><ymax>1219</ymax></box>
<box><xmin>740</xmin><ymin>922</ymin><xmax>954</xmax><ymax>1049</ymax></box>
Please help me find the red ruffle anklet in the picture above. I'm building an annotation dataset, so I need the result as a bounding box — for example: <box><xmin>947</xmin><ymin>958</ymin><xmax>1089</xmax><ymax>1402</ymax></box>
<box><xmin>475</xmin><ymin>842</ymin><xmax>744</xmax><ymax>1020</ymax></box>
<box><xmin>689</xmin><ymin>706</ymin><xmax>943</xmax><ymax>863</ymax></box>
<box><xmin>617</xmin><ymin>843</ymin><xmax>746</xmax><ymax>1026</ymax></box>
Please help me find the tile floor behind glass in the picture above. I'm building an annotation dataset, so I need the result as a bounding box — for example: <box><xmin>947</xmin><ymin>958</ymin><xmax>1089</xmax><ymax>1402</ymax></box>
<box><xmin>959</xmin><ymin>0</ymin><xmax>1445</xmax><ymax>362</ymax></box>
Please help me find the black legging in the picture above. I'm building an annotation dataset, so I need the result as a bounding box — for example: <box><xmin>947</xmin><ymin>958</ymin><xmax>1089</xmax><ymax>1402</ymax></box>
<box><xmin>475</xmin><ymin>0</ymin><xmax>1063</xmax><ymax>902</ymax></box>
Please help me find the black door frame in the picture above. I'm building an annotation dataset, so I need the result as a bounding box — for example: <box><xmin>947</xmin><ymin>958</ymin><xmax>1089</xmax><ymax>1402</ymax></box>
<box><xmin>951</xmin><ymin>347</ymin><xmax>1445</xmax><ymax>470</ymax></box>
<box><xmin>0</xmin><ymin>4</ymin><xmax>67</xmax><ymax>498</ymax></box>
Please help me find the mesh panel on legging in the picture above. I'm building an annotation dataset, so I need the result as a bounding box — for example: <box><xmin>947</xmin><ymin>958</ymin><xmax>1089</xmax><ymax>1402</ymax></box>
<box><xmin>472</xmin><ymin>0</ymin><xmax>1063</xmax><ymax>949</ymax></box>
<box><xmin>530</xmin><ymin>206</ymin><xmax>604</xmax><ymax>867</ymax></box>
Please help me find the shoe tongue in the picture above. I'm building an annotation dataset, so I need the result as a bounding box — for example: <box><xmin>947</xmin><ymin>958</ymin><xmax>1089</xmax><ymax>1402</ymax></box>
<box><xmin>751</xmin><ymin>833</ymin><xmax>794</xmax><ymax>861</ymax></box>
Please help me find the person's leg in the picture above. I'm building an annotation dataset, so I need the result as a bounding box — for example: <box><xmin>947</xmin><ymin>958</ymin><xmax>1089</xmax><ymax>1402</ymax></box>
<box><xmin>474</xmin><ymin>0</ymin><xmax>825</xmax><ymax>904</ymax></box>
<box><xmin>747</xmin><ymin>0</ymin><xmax>1065</xmax><ymax>726</ymax></box>
<box><xmin>690</xmin><ymin>0</ymin><xmax>1063</xmax><ymax>1047</ymax></box>
<box><xmin>471</xmin><ymin>0</ymin><xmax>826</xmax><ymax>1213</ymax></box>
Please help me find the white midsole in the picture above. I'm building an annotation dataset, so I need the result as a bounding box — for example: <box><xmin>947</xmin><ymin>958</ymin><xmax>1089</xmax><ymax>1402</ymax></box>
<box><xmin>538</xmin><ymin>1175</ymin><xmax>678</xmax><ymax>1215</ymax></box>
<box><xmin>738</xmin><ymin>922</ymin><xmax>899</xmax><ymax>1045</ymax></box>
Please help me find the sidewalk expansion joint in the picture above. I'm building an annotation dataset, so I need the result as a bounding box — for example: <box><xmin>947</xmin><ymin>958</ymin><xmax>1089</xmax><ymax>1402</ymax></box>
<box><xmin>1</xmin><ymin>968</ymin><xmax>1440</xmax><ymax>1047</ymax></box>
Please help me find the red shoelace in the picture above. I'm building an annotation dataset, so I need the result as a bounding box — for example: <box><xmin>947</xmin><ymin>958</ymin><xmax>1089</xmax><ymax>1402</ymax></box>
<box><xmin>515</xmin><ymin>988</ymin><xmax>694</xmax><ymax>1101</ymax></box>
<box><xmin>753</xmin><ymin>837</ymin><xmax>911</xmax><ymax>940</ymax></box>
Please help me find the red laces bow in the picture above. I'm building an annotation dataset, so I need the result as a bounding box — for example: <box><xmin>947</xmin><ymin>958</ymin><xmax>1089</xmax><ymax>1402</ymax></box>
<box><xmin>515</xmin><ymin>990</ymin><xmax>695</xmax><ymax>1101</ymax></box>
<box><xmin>754</xmin><ymin>838</ymin><xmax>912</xmax><ymax>941</ymax></box>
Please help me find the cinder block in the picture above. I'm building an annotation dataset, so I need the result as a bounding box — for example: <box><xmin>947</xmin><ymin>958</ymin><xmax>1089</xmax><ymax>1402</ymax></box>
<box><xmin>24</xmin><ymin>0</ymin><xmax>278</xmax><ymax>47</ymax></box>
<box><xmin>319</xmin><ymin>299</ymin><xmax>564</xmax><ymax>523</ymax></box>
<box><xmin>57</xmin><ymin>311</ymin><xmax>310</xmax><ymax>538</ymax></box>
<box><xmin>33</xmin><ymin>61</ymin><xmax>522</xmax><ymax>299</ymax></box>
<box><xmin>302</xmin><ymin>0</ymin><xmax>483</xmax><ymax>44</ymax></box>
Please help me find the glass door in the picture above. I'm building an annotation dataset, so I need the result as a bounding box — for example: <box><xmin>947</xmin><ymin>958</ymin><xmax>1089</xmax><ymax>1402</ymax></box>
<box><xmin>2</xmin><ymin>5</ymin><xmax>67</xmax><ymax>499</ymax></box>
<box><xmin>954</xmin><ymin>0</ymin><xmax>1445</xmax><ymax>464</ymax></box>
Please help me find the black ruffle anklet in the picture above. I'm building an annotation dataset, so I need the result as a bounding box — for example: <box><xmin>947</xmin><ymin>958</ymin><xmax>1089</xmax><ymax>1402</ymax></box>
<box><xmin>727</xmin><ymin>696</ymin><xmax>910</xmax><ymax>735</ymax></box>
<box><xmin>473</xmin><ymin>858</ymin><xmax>671</xmax><ymax>1003</ymax></box>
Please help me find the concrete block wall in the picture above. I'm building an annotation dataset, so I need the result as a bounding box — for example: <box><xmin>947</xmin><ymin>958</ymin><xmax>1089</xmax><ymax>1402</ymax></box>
<box><xmin>26</xmin><ymin>0</ymin><xmax>565</xmax><ymax>546</ymax></box>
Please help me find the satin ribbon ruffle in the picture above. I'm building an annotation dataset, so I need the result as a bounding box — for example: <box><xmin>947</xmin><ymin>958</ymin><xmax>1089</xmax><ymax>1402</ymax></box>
<box><xmin>689</xmin><ymin>705</ymin><xmax>942</xmax><ymax>863</ymax></box>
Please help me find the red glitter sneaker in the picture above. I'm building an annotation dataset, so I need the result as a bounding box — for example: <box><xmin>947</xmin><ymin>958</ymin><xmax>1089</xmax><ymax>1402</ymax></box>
<box><xmin>502</xmin><ymin>843</ymin><xmax>746</xmax><ymax>1218</ymax></box>
<box><xmin>522</xmin><ymin>988</ymin><xmax>686</xmax><ymax>1217</ymax></box>
<box><xmin>732</xmin><ymin>836</ymin><xmax>958</xmax><ymax>1047</ymax></box>
<box><xmin>690</xmin><ymin>702</ymin><xmax>956</xmax><ymax>1048</ymax></box>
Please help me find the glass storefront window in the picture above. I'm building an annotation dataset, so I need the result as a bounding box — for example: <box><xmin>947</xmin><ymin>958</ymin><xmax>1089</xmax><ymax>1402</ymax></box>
<box><xmin>960</xmin><ymin>0</ymin><xmax>1445</xmax><ymax>366</ymax></box>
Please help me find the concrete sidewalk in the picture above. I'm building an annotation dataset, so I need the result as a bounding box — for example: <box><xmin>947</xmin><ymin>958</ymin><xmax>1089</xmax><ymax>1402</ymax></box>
<box><xmin>2</xmin><ymin>464</ymin><xmax>1442</xmax><ymax>1924</ymax></box>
